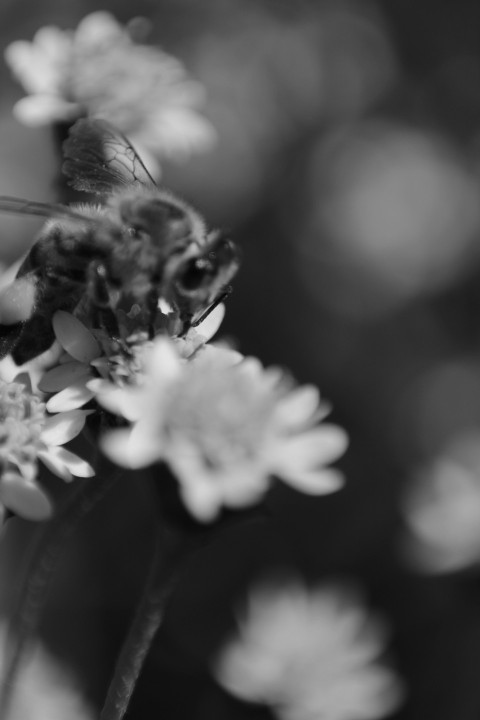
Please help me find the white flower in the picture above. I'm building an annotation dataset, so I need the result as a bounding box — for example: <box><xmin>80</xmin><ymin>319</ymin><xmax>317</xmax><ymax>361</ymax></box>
<box><xmin>402</xmin><ymin>429</ymin><xmax>480</xmax><ymax>573</ymax></box>
<box><xmin>38</xmin><ymin>305</ymin><xmax>228</xmax><ymax>412</ymax></box>
<box><xmin>0</xmin><ymin>373</ymin><xmax>94</xmax><ymax>520</ymax></box>
<box><xmin>98</xmin><ymin>338</ymin><xmax>348</xmax><ymax>522</ymax></box>
<box><xmin>213</xmin><ymin>579</ymin><xmax>404</xmax><ymax>720</ymax></box>
<box><xmin>0</xmin><ymin>623</ymin><xmax>93</xmax><ymax>720</ymax></box>
<box><xmin>5</xmin><ymin>12</ymin><xmax>216</xmax><ymax>169</ymax></box>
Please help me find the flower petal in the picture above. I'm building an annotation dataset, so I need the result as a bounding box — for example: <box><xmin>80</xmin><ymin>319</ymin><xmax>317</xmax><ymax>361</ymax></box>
<box><xmin>41</xmin><ymin>408</ymin><xmax>93</xmax><ymax>446</ymax></box>
<box><xmin>0</xmin><ymin>472</ymin><xmax>53</xmax><ymax>520</ymax></box>
<box><xmin>52</xmin><ymin>311</ymin><xmax>101</xmax><ymax>362</ymax></box>
<box><xmin>38</xmin><ymin>361</ymin><xmax>92</xmax><ymax>392</ymax></box>
<box><xmin>39</xmin><ymin>446</ymin><xmax>94</xmax><ymax>479</ymax></box>
<box><xmin>272</xmin><ymin>425</ymin><xmax>348</xmax><ymax>478</ymax></box>
<box><xmin>13</xmin><ymin>95</ymin><xmax>80</xmax><ymax>126</ymax></box>
<box><xmin>279</xmin><ymin>467</ymin><xmax>345</xmax><ymax>495</ymax></box>
<box><xmin>273</xmin><ymin>386</ymin><xmax>322</xmax><ymax>429</ymax></box>
<box><xmin>46</xmin><ymin>380</ymin><xmax>95</xmax><ymax>412</ymax></box>
<box><xmin>101</xmin><ymin>428</ymin><xmax>158</xmax><ymax>469</ymax></box>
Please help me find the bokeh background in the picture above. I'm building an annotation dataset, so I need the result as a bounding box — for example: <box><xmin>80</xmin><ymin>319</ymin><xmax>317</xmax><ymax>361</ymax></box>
<box><xmin>2</xmin><ymin>1</ymin><xmax>480</xmax><ymax>718</ymax></box>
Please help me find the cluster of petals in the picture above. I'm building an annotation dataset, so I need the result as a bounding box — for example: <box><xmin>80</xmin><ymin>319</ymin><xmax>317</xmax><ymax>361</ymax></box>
<box><xmin>38</xmin><ymin>306</ymin><xmax>228</xmax><ymax>414</ymax></box>
<box><xmin>213</xmin><ymin>578</ymin><xmax>404</xmax><ymax>720</ymax></box>
<box><xmin>0</xmin><ymin>373</ymin><xmax>94</xmax><ymax>521</ymax></box>
<box><xmin>5</xmin><ymin>11</ymin><xmax>216</xmax><ymax>170</ymax></box>
<box><xmin>96</xmin><ymin>337</ymin><xmax>348</xmax><ymax>522</ymax></box>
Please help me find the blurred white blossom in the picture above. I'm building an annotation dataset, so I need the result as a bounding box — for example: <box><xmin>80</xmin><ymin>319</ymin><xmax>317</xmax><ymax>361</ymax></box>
<box><xmin>402</xmin><ymin>429</ymin><xmax>480</xmax><ymax>573</ymax></box>
<box><xmin>5</xmin><ymin>11</ymin><xmax>216</xmax><ymax>173</ymax></box>
<box><xmin>214</xmin><ymin>579</ymin><xmax>404</xmax><ymax>720</ymax></box>
<box><xmin>0</xmin><ymin>373</ymin><xmax>93</xmax><ymax>521</ymax></box>
<box><xmin>98</xmin><ymin>339</ymin><xmax>347</xmax><ymax>521</ymax></box>
<box><xmin>0</xmin><ymin>624</ymin><xmax>93</xmax><ymax>720</ymax></box>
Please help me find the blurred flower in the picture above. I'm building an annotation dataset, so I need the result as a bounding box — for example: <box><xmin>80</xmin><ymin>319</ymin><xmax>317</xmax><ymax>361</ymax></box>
<box><xmin>0</xmin><ymin>623</ymin><xmax>93</xmax><ymax>720</ymax></box>
<box><xmin>213</xmin><ymin>578</ymin><xmax>404</xmax><ymax>720</ymax></box>
<box><xmin>0</xmin><ymin>373</ymin><xmax>94</xmax><ymax>520</ymax></box>
<box><xmin>98</xmin><ymin>338</ymin><xmax>347</xmax><ymax>521</ymax></box>
<box><xmin>39</xmin><ymin>304</ymin><xmax>228</xmax><ymax>412</ymax></box>
<box><xmin>402</xmin><ymin>429</ymin><xmax>480</xmax><ymax>573</ymax></box>
<box><xmin>297</xmin><ymin>122</ymin><xmax>480</xmax><ymax>319</ymax></box>
<box><xmin>5</xmin><ymin>11</ymin><xmax>216</xmax><ymax>172</ymax></box>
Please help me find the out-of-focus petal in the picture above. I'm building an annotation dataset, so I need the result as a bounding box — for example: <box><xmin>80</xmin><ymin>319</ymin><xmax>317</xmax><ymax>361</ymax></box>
<box><xmin>41</xmin><ymin>408</ymin><xmax>92</xmax><ymax>446</ymax></box>
<box><xmin>46</xmin><ymin>380</ymin><xmax>95</xmax><ymax>412</ymax></box>
<box><xmin>52</xmin><ymin>311</ymin><xmax>101</xmax><ymax>362</ymax></box>
<box><xmin>0</xmin><ymin>472</ymin><xmax>53</xmax><ymax>521</ymax></box>
<box><xmin>13</xmin><ymin>95</ymin><xmax>80</xmax><ymax>125</ymax></box>
<box><xmin>38</xmin><ymin>361</ymin><xmax>92</xmax><ymax>393</ymax></box>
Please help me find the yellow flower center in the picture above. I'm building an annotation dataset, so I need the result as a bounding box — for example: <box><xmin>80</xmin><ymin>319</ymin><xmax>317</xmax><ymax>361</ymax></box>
<box><xmin>0</xmin><ymin>380</ymin><xmax>46</xmax><ymax>467</ymax></box>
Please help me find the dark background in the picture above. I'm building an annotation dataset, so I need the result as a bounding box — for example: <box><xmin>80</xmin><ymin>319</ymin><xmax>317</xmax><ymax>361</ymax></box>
<box><xmin>2</xmin><ymin>1</ymin><xmax>480</xmax><ymax>718</ymax></box>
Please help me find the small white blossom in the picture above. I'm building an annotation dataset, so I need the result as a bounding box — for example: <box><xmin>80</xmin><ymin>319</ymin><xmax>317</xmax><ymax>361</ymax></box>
<box><xmin>0</xmin><ymin>623</ymin><xmax>93</xmax><ymax>720</ymax></box>
<box><xmin>213</xmin><ymin>579</ymin><xmax>404</xmax><ymax>720</ymax></box>
<box><xmin>0</xmin><ymin>373</ymin><xmax>94</xmax><ymax>520</ymax></box>
<box><xmin>402</xmin><ymin>429</ymin><xmax>480</xmax><ymax>573</ymax></box>
<box><xmin>98</xmin><ymin>338</ymin><xmax>347</xmax><ymax>522</ymax></box>
<box><xmin>5</xmin><ymin>11</ymin><xmax>216</xmax><ymax>171</ymax></box>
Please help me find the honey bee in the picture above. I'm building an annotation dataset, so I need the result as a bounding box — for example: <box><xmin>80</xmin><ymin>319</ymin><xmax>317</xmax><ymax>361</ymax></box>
<box><xmin>0</xmin><ymin>119</ymin><xmax>239</xmax><ymax>364</ymax></box>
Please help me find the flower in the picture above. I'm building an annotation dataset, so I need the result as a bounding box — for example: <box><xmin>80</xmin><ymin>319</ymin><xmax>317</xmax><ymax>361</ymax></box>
<box><xmin>0</xmin><ymin>373</ymin><xmax>94</xmax><ymax>520</ymax></box>
<box><xmin>5</xmin><ymin>12</ymin><xmax>216</xmax><ymax>171</ymax></box>
<box><xmin>401</xmin><ymin>429</ymin><xmax>480</xmax><ymax>573</ymax></box>
<box><xmin>0</xmin><ymin>622</ymin><xmax>93</xmax><ymax>720</ymax></box>
<box><xmin>98</xmin><ymin>338</ymin><xmax>348</xmax><ymax>521</ymax></box>
<box><xmin>213</xmin><ymin>579</ymin><xmax>404</xmax><ymax>720</ymax></box>
<box><xmin>38</xmin><ymin>304</ymin><xmax>228</xmax><ymax>413</ymax></box>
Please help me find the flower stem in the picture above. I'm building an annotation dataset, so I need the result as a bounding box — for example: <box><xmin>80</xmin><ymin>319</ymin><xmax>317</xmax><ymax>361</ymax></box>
<box><xmin>0</xmin><ymin>473</ymin><xmax>118</xmax><ymax>720</ymax></box>
<box><xmin>100</xmin><ymin>514</ymin><xmax>196</xmax><ymax>720</ymax></box>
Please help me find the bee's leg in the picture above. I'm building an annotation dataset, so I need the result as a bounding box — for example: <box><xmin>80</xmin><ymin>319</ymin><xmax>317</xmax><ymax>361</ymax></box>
<box><xmin>190</xmin><ymin>286</ymin><xmax>232</xmax><ymax>329</ymax></box>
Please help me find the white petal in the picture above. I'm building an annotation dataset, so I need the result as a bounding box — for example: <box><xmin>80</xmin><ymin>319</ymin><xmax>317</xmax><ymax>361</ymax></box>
<box><xmin>52</xmin><ymin>311</ymin><xmax>101</xmax><ymax>362</ymax></box>
<box><xmin>13</xmin><ymin>95</ymin><xmax>80</xmax><ymax>126</ymax></box>
<box><xmin>39</xmin><ymin>446</ymin><xmax>94</xmax><ymax>479</ymax></box>
<box><xmin>0</xmin><ymin>472</ymin><xmax>53</xmax><ymax>521</ymax></box>
<box><xmin>273</xmin><ymin>386</ymin><xmax>322</xmax><ymax>429</ymax></box>
<box><xmin>38</xmin><ymin>449</ymin><xmax>72</xmax><ymax>481</ymax></box>
<box><xmin>38</xmin><ymin>361</ymin><xmax>92</xmax><ymax>392</ymax></box>
<box><xmin>279</xmin><ymin>467</ymin><xmax>345</xmax><ymax>495</ymax></box>
<box><xmin>41</xmin><ymin>408</ymin><xmax>93</xmax><ymax>446</ymax></box>
<box><xmin>272</xmin><ymin>425</ymin><xmax>349</xmax><ymax>476</ymax></box>
<box><xmin>100</xmin><ymin>428</ymin><xmax>158</xmax><ymax>469</ymax></box>
<box><xmin>93</xmin><ymin>384</ymin><xmax>143</xmax><ymax>422</ymax></box>
<box><xmin>146</xmin><ymin>338</ymin><xmax>182</xmax><ymax>384</ymax></box>
<box><xmin>46</xmin><ymin>380</ymin><xmax>95</xmax><ymax>412</ymax></box>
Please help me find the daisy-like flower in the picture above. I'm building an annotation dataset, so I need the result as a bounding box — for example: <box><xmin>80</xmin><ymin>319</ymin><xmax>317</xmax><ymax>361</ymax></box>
<box><xmin>38</xmin><ymin>303</ymin><xmax>229</xmax><ymax>413</ymax></box>
<box><xmin>5</xmin><ymin>11</ymin><xmax>216</xmax><ymax>171</ymax></box>
<box><xmin>213</xmin><ymin>579</ymin><xmax>404</xmax><ymax>720</ymax></box>
<box><xmin>0</xmin><ymin>373</ymin><xmax>94</xmax><ymax>521</ymax></box>
<box><xmin>97</xmin><ymin>337</ymin><xmax>348</xmax><ymax>522</ymax></box>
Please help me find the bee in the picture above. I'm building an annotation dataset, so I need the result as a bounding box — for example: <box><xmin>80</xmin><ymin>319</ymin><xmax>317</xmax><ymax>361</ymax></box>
<box><xmin>0</xmin><ymin>119</ymin><xmax>239</xmax><ymax>364</ymax></box>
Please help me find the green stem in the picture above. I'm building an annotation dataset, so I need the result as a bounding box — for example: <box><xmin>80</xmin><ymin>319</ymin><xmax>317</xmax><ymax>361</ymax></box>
<box><xmin>0</xmin><ymin>473</ymin><xmax>118</xmax><ymax>720</ymax></box>
<box><xmin>100</xmin><ymin>516</ymin><xmax>196</xmax><ymax>720</ymax></box>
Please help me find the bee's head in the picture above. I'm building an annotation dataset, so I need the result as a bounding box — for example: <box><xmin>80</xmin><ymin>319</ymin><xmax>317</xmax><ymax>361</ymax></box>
<box><xmin>170</xmin><ymin>231</ymin><xmax>240</xmax><ymax>308</ymax></box>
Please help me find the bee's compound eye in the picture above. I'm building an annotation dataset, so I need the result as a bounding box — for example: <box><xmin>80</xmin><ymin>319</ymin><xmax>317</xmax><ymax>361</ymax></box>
<box><xmin>176</xmin><ymin>258</ymin><xmax>213</xmax><ymax>292</ymax></box>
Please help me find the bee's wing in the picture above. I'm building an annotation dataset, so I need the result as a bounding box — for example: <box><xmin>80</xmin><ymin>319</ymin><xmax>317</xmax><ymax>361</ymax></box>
<box><xmin>0</xmin><ymin>196</ymin><xmax>93</xmax><ymax>223</ymax></box>
<box><xmin>62</xmin><ymin>118</ymin><xmax>157</xmax><ymax>196</ymax></box>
